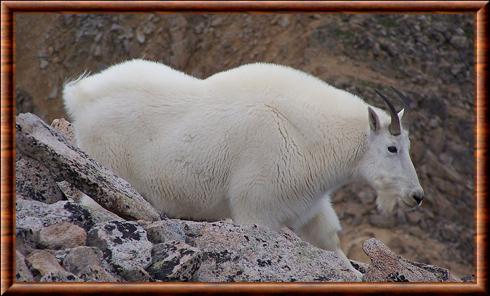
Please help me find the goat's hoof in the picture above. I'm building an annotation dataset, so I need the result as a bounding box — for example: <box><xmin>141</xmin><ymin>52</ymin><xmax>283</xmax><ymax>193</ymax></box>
<box><xmin>352</xmin><ymin>269</ymin><xmax>363</xmax><ymax>282</ymax></box>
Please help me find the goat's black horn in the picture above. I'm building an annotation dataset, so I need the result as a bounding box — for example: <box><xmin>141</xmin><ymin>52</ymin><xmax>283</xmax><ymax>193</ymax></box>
<box><xmin>375</xmin><ymin>89</ymin><xmax>401</xmax><ymax>136</ymax></box>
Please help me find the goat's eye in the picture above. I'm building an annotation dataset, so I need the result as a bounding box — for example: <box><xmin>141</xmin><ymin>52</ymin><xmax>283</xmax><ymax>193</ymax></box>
<box><xmin>388</xmin><ymin>146</ymin><xmax>398</xmax><ymax>153</ymax></box>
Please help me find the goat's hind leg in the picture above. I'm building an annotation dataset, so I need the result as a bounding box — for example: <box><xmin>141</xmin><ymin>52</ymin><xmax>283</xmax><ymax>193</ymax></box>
<box><xmin>295</xmin><ymin>197</ymin><xmax>363</xmax><ymax>281</ymax></box>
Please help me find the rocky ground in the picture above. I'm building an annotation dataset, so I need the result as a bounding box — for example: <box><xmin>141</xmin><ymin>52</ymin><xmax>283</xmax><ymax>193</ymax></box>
<box><xmin>15</xmin><ymin>112</ymin><xmax>465</xmax><ymax>282</ymax></box>
<box><xmin>15</xmin><ymin>13</ymin><xmax>475</xmax><ymax>277</ymax></box>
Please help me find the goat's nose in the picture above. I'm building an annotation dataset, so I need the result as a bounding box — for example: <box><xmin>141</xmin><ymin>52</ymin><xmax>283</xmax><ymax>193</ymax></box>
<box><xmin>411</xmin><ymin>189</ymin><xmax>424</xmax><ymax>205</ymax></box>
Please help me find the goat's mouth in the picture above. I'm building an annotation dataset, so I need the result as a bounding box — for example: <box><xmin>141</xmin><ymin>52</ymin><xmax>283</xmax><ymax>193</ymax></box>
<box><xmin>399</xmin><ymin>196</ymin><xmax>419</xmax><ymax>209</ymax></box>
<box><xmin>376</xmin><ymin>193</ymin><xmax>420</xmax><ymax>214</ymax></box>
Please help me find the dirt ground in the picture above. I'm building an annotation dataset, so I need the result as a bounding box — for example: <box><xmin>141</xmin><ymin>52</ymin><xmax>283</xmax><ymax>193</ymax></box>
<box><xmin>15</xmin><ymin>13</ymin><xmax>475</xmax><ymax>277</ymax></box>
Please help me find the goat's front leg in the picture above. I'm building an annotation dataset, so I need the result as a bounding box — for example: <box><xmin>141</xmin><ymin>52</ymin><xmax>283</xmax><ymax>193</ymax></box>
<box><xmin>228</xmin><ymin>185</ymin><xmax>283</xmax><ymax>231</ymax></box>
<box><xmin>294</xmin><ymin>197</ymin><xmax>363</xmax><ymax>281</ymax></box>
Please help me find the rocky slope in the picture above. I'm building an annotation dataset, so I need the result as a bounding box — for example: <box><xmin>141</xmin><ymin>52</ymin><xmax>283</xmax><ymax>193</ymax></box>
<box><xmin>15</xmin><ymin>113</ymin><xmax>463</xmax><ymax>282</ymax></box>
<box><xmin>15</xmin><ymin>13</ymin><xmax>475</xmax><ymax>277</ymax></box>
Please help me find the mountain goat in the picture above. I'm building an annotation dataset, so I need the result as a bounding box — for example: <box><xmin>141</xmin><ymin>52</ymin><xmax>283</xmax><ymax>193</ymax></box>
<box><xmin>63</xmin><ymin>59</ymin><xmax>424</xmax><ymax>279</ymax></box>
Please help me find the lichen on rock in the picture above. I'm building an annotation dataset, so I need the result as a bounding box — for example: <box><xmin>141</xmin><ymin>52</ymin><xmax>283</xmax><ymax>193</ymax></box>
<box><xmin>87</xmin><ymin>220</ymin><xmax>153</xmax><ymax>280</ymax></box>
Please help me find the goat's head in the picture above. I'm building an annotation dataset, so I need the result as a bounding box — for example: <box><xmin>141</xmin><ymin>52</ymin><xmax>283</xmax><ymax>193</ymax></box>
<box><xmin>358</xmin><ymin>89</ymin><xmax>424</xmax><ymax>214</ymax></box>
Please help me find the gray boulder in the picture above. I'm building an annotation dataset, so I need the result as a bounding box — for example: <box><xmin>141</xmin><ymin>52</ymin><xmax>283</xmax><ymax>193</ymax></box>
<box><xmin>16</xmin><ymin>198</ymin><xmax>94</xmax><ymax>255</ymax></box>
<box><xmin>38</xmin><ymin>222</ymin><xmax>87</xmax><ymax>250</ymax></box>
<box><xmin>57</xmin><ymin>181</ymin><xmax>125</xmax><ymax>224</ymax></box>
<box><xmin>63</xmin><ymin>246</ymin><xmax>119</xmax><ymax>282</ymax></box>
<box><xmin>120</xmin><ymin>267</ymin><xmax>152</xmax><ymax>282</ymax></box>
<box><xmin>16</xmin><ymin>251</ymin><xmax>34</xmax><ymax>282</ymax></box>
<box><xmin>16</xmin><ymin>198</ymin><xmax>95</xmax><ymax>234</ymax></box>
<box><xmin>50</xmin><ymin>118</ymin><xmax>124</xmax><ymax>223</ymax></box>
<box><xmin>51</xmin><ymin>118</ymin><xmax>76</xmax><ymax>145</ymax></box>
<box><xmin>172</xmin><ymin>220</ymin><xmax>360</xmax><ymax>282</ymax></box>
<box><xmin>25</xmin><ymin>250</ymin><xmax>79</xmax><ymax>282</ymax></box>
<box><xmin>16</xmin><ymin>153</ymin><xmax>64</xmax><ymax>204</ymax></box>
<box><xmin>362</xmin><ymin>238</ymin><xmax>460</xmax><ymax>282</ymax></box>
<box><xmin>87</xmin><ymin>220</ymin><xmax>153</xmax><ymax>280</ymax></box>
<box><xmin>16</xmin><ymin>113</ymin><xmax>160</xmax><ymax>221</ymax></box>
<box><xmin>143</xmin><ymin>220</ymin><xmax>186</xmax><ymax>244</ymax></box>
<box><xmin>148</xmin><ymin>241</ymin><xmax>202</xmax><ymax>281</ymax></box>
<box><xmin>16</xmin><ymin>88</ymin><xmax>35</xmax><ymax>115</ymax></box>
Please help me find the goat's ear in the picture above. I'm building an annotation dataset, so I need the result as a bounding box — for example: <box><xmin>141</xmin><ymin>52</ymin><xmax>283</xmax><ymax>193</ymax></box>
<box><xmin>397</xmin><ymin>108</ymin><xmax>409</xmax><ymax>128</ymax></box>
<box><xmin>398</xmin><ymin>108</ymin><xmax>405</xmax><ymax>120</ymax></box>
<box><xmin>368</xmin><ymin>107</ymin><xmax>380</xmax><ymax>133</ymax></box>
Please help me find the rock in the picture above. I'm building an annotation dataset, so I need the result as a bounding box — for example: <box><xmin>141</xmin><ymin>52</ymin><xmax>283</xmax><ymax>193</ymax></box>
<box><xmin>194</xmin><ymin>22</ymin><xmax>205</xmax><ymax>34</ymax></box>
<box><xmin>16</xmin><ymin>251</ymin><xmax>34</xmax><ymax>282</ymax></box>
<box><xmin>16</xmin><ymin>153</ymin><xmax>65</xmax><ymax>204</ymax></box>
<box><xmin>39</xmin><ymin>59</ymin><xmax>49</xmax><ymax>69</ymax></box>
<box><xmin>16</xmin><ymin>88</ymin><xmax>35</xmax><ymax>115</ymax></box>
<box><xmin>210</xmin><ymin>18</ymin><xmax>223</xmax><ymax>27</ymax></box>
<box><xmin>135</xmin><ymin>28</ymin><xmax>145</xmax><ymax>44</ymax></box>
<box><xmin>78</xmin><ymin>265</ymin><xmax>119</xmax><ymax>282</ymax></box>
<box><xmin>410</xmin><ymin>139</ymin><xmax>427</xmax><ymax>164</ymax></box>
<box><xmin>177</xmin><ymin>220</ymin><xmax>359</xmax><ymax>282</ymax></box>
<box><xmin>357</xmin><ymin>190</ymin><xmax>376</xmax><ymax>205</ymax></box>
<box><xmin>430</xmin><ymin>127</ymin><xmax>446</xmax><ymax>154</ymax></box>
<box><xmin>461</xmin><ymin>274</ymin><xmax>475</xmax><ymax>282</ymax></box>
<box><xmin>87</xmin><ymin>221</ymin><xmax>153</xmax><ymax>280</ymax></box>
<box><xmin>38</xmin><ymin>222</ymin><xmax>87</xmax><ymax>249</ymax></box>
<box><xmin>57</xmin><ymin>181</ymin><xmax>124</xmax><ymax>223</ymax></box>
<box><xmin>143</xmin><ymin>219</ymin><xmax>186</xmax><ymax>244</ymax></box>
<box><xmin>62</xmin><ymin>246</ymin><xmax>102</xmax><ymax>274</ymax></box>
<box><xmin>63</xmin><ymin>246</ymin><xmax>119</xmax><ymax>282</ymax></box>
<box><xmin>16</xmin><ymin>113</ymin><xmax>160</xmax><ymax>221</ymax></box>
<box><xmin>56</xmin><ymin>180</ymin><xmax>84</xmax><ymax>202</ymax></box>
<box><xmin>48</xmin><ymin>115</ymin><xmax>125</xmax><ymax>222</ymax></box>
<box><xmin>26</xmin><ymin>250</ymin><xmax>78</xmax><ymax>281</ymax></box>
<box><xmin>405</xmin><ymin>210</ymin><xmax>423</xmax><ymax>225</ymax></box>
<box><xmin>349</xmin><ymin>259</ymin><xmax>369</xmax><ymax>274</ymax></box>
<box><xmin>47</xmin><ymin>86</ymin><xmax>58</xmax><ymax>100</ymax></box>
<box><xmin>451</xmin><ymin>63</ymin><xmax>465</xmax><ymax>76</ymax></box>
<box><xmin>39</xmin><ymin>272</ymin><xmax>80</xmax><ymax>282</ymax></box>
<box><xmin>362</xmin><ymin>238</ymin><xmax>460</xmax><ymax>282</ymax></box>
<box><xmin>51</xmin><ymin>249</ymin><xmax>70</xmax><ymax>264</ymax></box>
<box><xmin>78</xmin><ymin>194</ymin><xmax>126</xmax><ymax>224</ymax></box>
<box><xmin>95</xmin><ymin>32</ymin><xmax>103</xmax><ymax>42</ymax></box>
<box><xmin>424</xmin><ymin>150</ymin><xmax>462</xmax><ymax>183</ymax></box>
<box><xmin>143</xmin><ymin>21</ymin><xmax>156</xmax><ymax>34</ymax></box>
<box><xmin>120</xmin><ymin>267</ymin><xmax>152</xmax><ymax>281</ymax></box>
<box><xmin>421</xmin><ymin>96</ymin><xmax>448</xmax><ymax>121</ymax></box>
<box><xmin>147</xmin><ymin>241</ymin><xmax>202</xmax><ymax>281</ymax></box>
<box><xmin>368</xmin><ymin>213</ymin><xmax>396</xmax><ymax>228</ymax></box>
<box><xmin>409</xmin><ymin>260</ymin><xmax>461</xmax><ymax>282</ymax></box>
<box><xmin>278</xmin><ymin>16</ymin><xmax>290</xmax><ymax>28</ymax></box>
<box><xmin>16</xmin><ymin>199</ymin><xmax>94</xmax><ymax>255</ymax></box>
<box><xmin>16</xmin><ymin>227</ymin><xmax>36</xmax><ymax>255</ymax></box>
<box><xmin>455</xmin><ymin>27</ymin><xmax>465</xmax><ymax>35</ymax></box>
<box><xmin>51</xmin><ymin>118</ymin><xmax>76</xmax><ymax>145</ymax></box>
<box><xmin>449</xmin><ymin>35</ymin><xmax>468</xmax><ymax>49</ymax></box>
<box><xmin>16</xmin><ymin>198</ymin><xmax>95</xmax><ymax>234</ymax></box>
<box><xmin>380</xmin><ymin>41</ymin><xmax>397</xmax><ymax>57</ymax></box>
<box><xmin>93</xmin><ymin>45</ymin><xmax>102</xmax><ymax>57</ymax></box>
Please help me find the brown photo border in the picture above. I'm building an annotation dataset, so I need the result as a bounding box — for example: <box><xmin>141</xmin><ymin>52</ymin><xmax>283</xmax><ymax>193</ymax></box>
<box><xmin>1</xmin><ymin>1</ymin><xmax>488</xmax><ymax>294</ymax></box>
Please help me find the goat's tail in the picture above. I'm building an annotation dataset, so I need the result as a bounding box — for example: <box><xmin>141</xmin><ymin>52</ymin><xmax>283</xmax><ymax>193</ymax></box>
<box><xmin>62</xmin><ymin>71</ymin><xmax>93</xmax><ymax>119</ymax></box>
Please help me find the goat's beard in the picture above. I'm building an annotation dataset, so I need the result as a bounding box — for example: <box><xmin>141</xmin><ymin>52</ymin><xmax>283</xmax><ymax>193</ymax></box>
<box><xmin>375</xmin><ymin>189</ymin><xmax>402</xmax><ymax>214</ymax></box>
